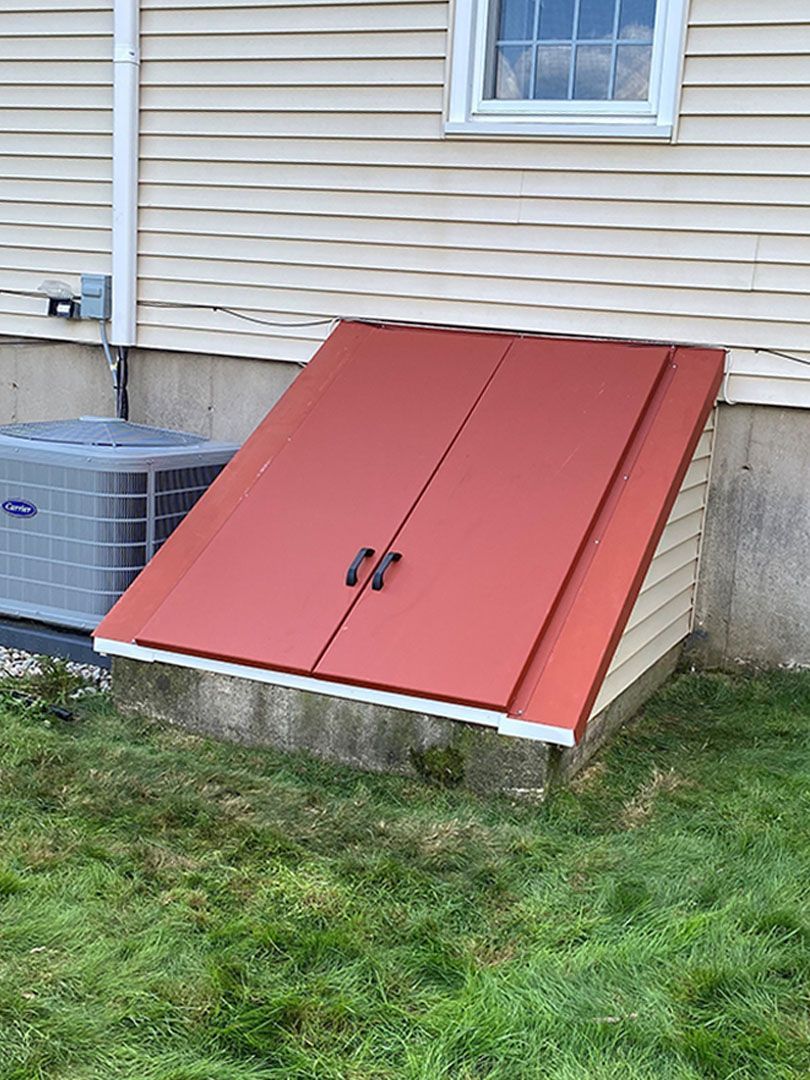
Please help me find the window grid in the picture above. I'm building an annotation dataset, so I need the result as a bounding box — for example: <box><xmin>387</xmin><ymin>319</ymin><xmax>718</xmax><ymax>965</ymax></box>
<box><xmin>494</xmin><ymin>0</ymin><xmax>654</xmax><ymax>102</ymax></box>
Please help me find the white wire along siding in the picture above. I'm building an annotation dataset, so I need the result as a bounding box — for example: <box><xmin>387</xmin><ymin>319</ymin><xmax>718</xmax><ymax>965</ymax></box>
<box><xmin>1</xmin><ymin>0</ymin><xmax>810</xmax><ymax>405</ymax></box>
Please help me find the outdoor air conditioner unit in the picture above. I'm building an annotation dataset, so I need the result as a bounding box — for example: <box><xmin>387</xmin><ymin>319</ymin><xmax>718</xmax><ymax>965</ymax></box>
<box><xmin>0</xmin><ymin>417</ymin><xmax>237</xmax><ymax>631</ymax></box>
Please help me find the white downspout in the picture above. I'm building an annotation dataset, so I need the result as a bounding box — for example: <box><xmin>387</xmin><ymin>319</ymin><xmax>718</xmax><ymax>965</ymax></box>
<box><xmin>111</xmin><ymin>0</ymin><xmax>140</xmax><ymax>346</ymax></box>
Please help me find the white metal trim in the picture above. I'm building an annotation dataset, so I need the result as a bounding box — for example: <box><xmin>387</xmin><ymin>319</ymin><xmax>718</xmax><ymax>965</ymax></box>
<box><xmin>498</xmin><ymin>715</ymin><xmax>576</xmax><ymax>746</ymax></box>
<box><xmin>111</xmin><ymin>0</ymin><xmax>140</xmax><ymax>347</ymax></box>
<box><xmin>94</xmin><ymin>637</ymin><xmax>578</xmax><ymax>746</ymax></box>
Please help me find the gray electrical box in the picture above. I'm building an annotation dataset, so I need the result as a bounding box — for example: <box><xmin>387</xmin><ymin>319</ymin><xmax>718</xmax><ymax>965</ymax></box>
<box><xmin>80</xmin><ymin>274</ymin><xmax>112</xmax><ymax>320</ymax></box>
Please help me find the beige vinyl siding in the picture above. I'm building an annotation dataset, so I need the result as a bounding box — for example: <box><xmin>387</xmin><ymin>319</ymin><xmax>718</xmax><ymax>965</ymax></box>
<box><xmin>590</xmin><ymin>414</ymin><xmax>716</xmax><ymax>720</ymax></box>
<box><xmin>126</xmin><ymin>0</ymin><xmax>810</xmax><ymax>405</ymax></box>
<box><xmin>0</xmin><ymin>1</ymin><xmax>112</xmax><ymax>344</ymax></box>
<box><xmin>2</xmin><ymin>0</ymin><xmax>810</xmax><ymax>405</ymax></box>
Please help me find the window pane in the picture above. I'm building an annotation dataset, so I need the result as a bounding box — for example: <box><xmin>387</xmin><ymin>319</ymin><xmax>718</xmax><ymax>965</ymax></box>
<box><xmin>614</xmin><ymin>43</ymin><xmax>652</xmax><ymax>98</ymax></box>
<box><xmin>618</xmin><ymin>0</ymin><xmax>656</xmax><ymax>40</ymax></box>
<box><xmin>577</xmin><ymin>0</ymin><xmax>616</xmax><ymax>39</ymax></box>
<box><xmin>498</xmin><ymin>0</ymin><xmax>537</xmax><ymax>41</ymax></box>
<box><xmin>573</xmin><ymin>43</ymin><xmax>611</xmax><ymax>98</ymax></box>
<box><xmin>538</xmin><ymin>0</ymin><xmax>575</xmax><ymax>40</ymax></box>
<box><xmin>494</xmin><ymin>44</ymin><xmax>533</xmax><ymax>97</ymax></box>
<box><xmin>535</xmin><ymin>44</ymin><xmax>571</xmax><ymax>98</ymax></box>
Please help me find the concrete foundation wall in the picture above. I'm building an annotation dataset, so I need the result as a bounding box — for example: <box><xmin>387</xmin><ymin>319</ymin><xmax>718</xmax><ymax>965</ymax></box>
<box><xmin>0</xmin><ymin>337</ymin><xmax>296</xmax><ymax>443</ymax></box>
<box><xmin>691</xmin><ymin>403</ymin><xmax>810</xmax><ymax>671</ymax></box>
<box><xmin>111</xmin><ymin>645</ymin><xmax>680</xmax><ymax>797</ymax></box>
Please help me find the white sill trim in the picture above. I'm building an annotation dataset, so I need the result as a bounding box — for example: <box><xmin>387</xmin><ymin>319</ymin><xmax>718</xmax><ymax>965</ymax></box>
<box><xmin>445</xmin><ymin>119</ymin><xmax>674</xmax><ymax>139</ymax></box>
<box><xmin>94</xmin><ymin>636</ymin><xmax>576</xmax><ymax>748</ymax></box>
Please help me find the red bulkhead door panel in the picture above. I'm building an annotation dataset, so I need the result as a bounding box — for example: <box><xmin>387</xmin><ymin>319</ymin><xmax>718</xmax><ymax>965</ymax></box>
<box><xmin>135</xmin><ymin>326</ymin><xmax>511</xmax><ymax>673</ymax></box>
<box><xmin>316</xmin><ymin>338</ymin><xmax>671</xmax><ymax>709</ymax></box>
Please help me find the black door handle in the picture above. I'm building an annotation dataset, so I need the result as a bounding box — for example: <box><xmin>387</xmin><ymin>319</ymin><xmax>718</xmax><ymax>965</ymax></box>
<box><xmin>346</xmin><ymin>546</ymin><xmax>375</xmax><ymax>586</ymax></box>
<box><xmin>372</xmin><ymin>551</ymin><xmax>401</xmax><ymax>591</ymax></box>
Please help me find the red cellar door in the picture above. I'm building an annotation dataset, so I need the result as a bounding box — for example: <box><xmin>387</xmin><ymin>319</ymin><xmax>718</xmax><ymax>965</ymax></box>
<box><xmin>316</xmin><ymin>337</ymin><xmax>673</xmax><ymax>709</ymax></box>
<box><xmin>135</xmin><ymin>326</ymin><xmax>511</xmax><ymax>673</ymax></box>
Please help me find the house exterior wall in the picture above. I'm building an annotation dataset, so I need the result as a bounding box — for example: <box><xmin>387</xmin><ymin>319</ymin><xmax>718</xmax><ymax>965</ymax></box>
<box><xmin>0</xmin><ymin>0</ymin><xmax>809</xmax><ymax>408</ymax></box>
<box><xmin>0</xmin><ymin>2</ymin><xmax>806</xmax><ymax>683</ymax></box>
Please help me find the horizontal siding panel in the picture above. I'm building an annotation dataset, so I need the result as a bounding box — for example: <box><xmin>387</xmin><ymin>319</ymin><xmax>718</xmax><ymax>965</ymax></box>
<box><xmin>136</xmin><ymin>160</ymin><xmax>810</xmax><ymax>207</ymax></box>
<box><xmin>141</xmin><ymin>57</ymin><xmax>444</xmax><ymax>86</ymax></box>
<box><xmin>753</xmin><ymin>262</ymin><xmax>810</xmax><ymax>291</ymax></box>
<box><xmin>0</xmin><ymin>308</ymin><xmax>103</xmax><ymax>344</ymax></box>
<box><xmin>518</xmin><ymin>197</ymin><xmax>810</xmax><ymax>233</ymax></box>
<box><xmin>679</xmin><ymin>455</ymin><xmax>711</xmax><ymax>490</ymax></box>
<box><xmin>681</xmin><ymin>86</ymin><xmax>810</xmax><ymax>116</ymax></box>
<box><xmin>131</xmin><ymin>259</ymin><xmax>809</xmax><ymax>323</ymax></box>
<box><xmin>136</xmin><ymin>215</ymin><xmax>759</xmax><ymax>261</ymax></box>
<box><xmin>637</xmin><ymin>535</ymin><xmax>701</xmax><ymax>593</ymax></box>
<box><xmin>0</xmin><ymin>12</ymin><xmax>110</xmax><ymax>33</ymax></box>
<box><xmin>686</xmin><ymin>24</ymin><xmax>810</xmax><ymax>55</ymax></box>
<box><xmin>137</xmin><ymin>248</ymin><xmax>753</xmax><ymax>292</ymax></box>
<box><xmin>135</xmin><ymin>312</ymin><xmax>325</xmax><ymax>364</ymax></box>
<box><xmin>656</xmin><ymin>510</ymin><xmax>704</xmax><ymax>556</ymax></box>
<box><xmin>5</xmin><ymin>1</ymin><xmax>110</xmax><ymax>9</ymax></box>
<box><xmin>134</xmin><ymin>185</ymin><xmax>810</xmax><ymax>234</ymax></box>
<box><xmin>592</xmin><ymin>617</ymin><xmax>690</xmax><ymax>716</ymax></box>
<box><xmin>0</xmin><ymin>38</ymin><xmax>110</xmax><ymax>61</ymax></box>
<box><xmin>0</xmin><ymin>249</ymin><xmax>109</xmax><ymax>279</ymax></box>
<box><xmin>690</xmin><ymin>0</ymin><xmax>810</xmax><ymax>25</ymax></box>
<box><xmin>141</xmin><ymin>31</ymin><xmax>447</xmax><ymax>60</ymax></box>
<box><xmin>759</xmin><ymin>235</ymin><xmax>810</xmax><ymax>263</ymax></box>
<box><xmin>626</xmin><ymin>565</ymin><xmax>697</xmax><ymax>632</ymax></box>
<box><xmin>141</xmin><ymin>86</ymin><xmax>440</xmax><ymax>111</ymax></box>
<box><xmin>141</xmin><ymin>0</ymin><xmax>440</xmax><ymax>6</ymax></box>
<box><xmin>0</xmin><ymin>61</ymin><xmax>110</xmax><ymax>86</ymax></box>
<box><xmin>678</xmin><ymin>116</ymin><xmax>810</xmax><ymax>145</ymax></box>
<box><xmin>141</xmin><ymin>112</ymin><xmax>444</xmax><ymax>138</ymax></box>
<box><xmin>0</xmin><ymin>200</ymin><xmax>109</xmax><ymax>226</ymax></box>
<box><xmin>142</xmin><ymin>2</ymin><xmax>447</xmax><ymax>33</ymax></box>
<box><xmin>0</xmin><ymin>69</ymin><xmax>110</xmax><ymax>93</ymax></box>
<box><xmin>1</xmin><ymin>109</ymin><xmax>111</xmax><ymax>133</ymax></box>
<box><xmin>0</xmin><ymin>158</ymin><xmax>110</xmax><ymax>181</ymax></box>
<box><xmin>666</xmin><ymin>484</ymin><xmax>707</xmax><ymax>526</ymax></box>
<box><xmin>724</xmin><ymin>374</ymin><xmax>810</xmax><ymax>408</ymax></box>
<box><xmin>1</xmin><ymin>133</ymin><xmax>110</xmax><ymax>157</ymax></box>
<box><xmin>727</xmin><ymin>347</ymin><xmax>810</xmax><ymax>379</ymax></box>
<box><xmin>610</xmin><ymin>592</ymin><xmax>693</xmax><ymax>670</ymax></box>
<box><xmin>139</xmin><ymin>111</ymin><xmax>442</xmax><ymax>138</ymax></box>
<box><xmin>683</xmin><ymin>54</ymin><xmax>810</xmax><ymax>87</ymax></box>
<box><xmin>134</xmin><ymin>285</ymin><xmax>810</xmax><ymax>355</ymax></box>
<box><xmin>141</xmin><ymin>164</ymin><xmax>523</xmax><ymax>197</ymax></box>
<box><xmin>0</xmin><ymin>181</ymin><xmax>110</xmax><ymax>206</ymax></box>
<box><xmin>135</xmin><ymin>163</ymin><xmax>810</xmax><ymax>208</ymax></box>
<box><xmin>137</xmin><ymin>136</ymin><xmax>810</xmax><ymax>176</ymax></box>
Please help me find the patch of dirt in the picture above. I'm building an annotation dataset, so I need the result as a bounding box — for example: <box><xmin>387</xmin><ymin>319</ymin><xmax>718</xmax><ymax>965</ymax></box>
<box><xmin>570</xmin><ymin>761</ymin><xmax>608</xmax><ymax>793</ymax></box>
<box><xmin>620</xmin><ymin>767</ymin><xmax>685</xmax><ymax>829</ymax></box>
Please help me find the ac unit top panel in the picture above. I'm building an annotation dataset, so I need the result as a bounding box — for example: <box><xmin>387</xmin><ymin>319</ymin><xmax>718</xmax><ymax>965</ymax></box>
<box><xmin>0</xmin><ymin>418</ymin><xmax>238</xmax><ymax>470</ymax></box>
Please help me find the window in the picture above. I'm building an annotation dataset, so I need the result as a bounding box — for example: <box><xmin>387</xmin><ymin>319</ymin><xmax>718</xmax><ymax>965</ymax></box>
<box><xmin>447</xmin><ymin>0</ymin><xmax>687</xmax><ymax>137</ymax></box>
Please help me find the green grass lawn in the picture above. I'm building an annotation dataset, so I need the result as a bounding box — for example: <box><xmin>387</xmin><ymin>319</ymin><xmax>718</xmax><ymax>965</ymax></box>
<box><xmin>0</xmin><ymin>666</ymin><xmax>807</xmax><ymax>1079</ymax></box>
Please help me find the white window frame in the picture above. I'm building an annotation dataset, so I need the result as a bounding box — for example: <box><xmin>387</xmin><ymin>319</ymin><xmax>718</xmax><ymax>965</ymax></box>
<box><xmin>446</xmin><ymin>0</ymin><xmax>689</xmax><ymax>138</ymax></box>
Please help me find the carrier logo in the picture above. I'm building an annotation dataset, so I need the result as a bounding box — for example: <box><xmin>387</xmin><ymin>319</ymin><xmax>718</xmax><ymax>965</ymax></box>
<box><xmin>2</xmin><ymin>499</ymin><xmax>37</xmax><ymax>519</ymax></box>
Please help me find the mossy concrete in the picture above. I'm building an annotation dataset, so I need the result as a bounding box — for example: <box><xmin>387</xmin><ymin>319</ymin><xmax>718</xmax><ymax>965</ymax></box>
<box><xmin>112</xmin><ymin>644</ymin><xmax>680</xmax><ymax>797</ymax></box>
